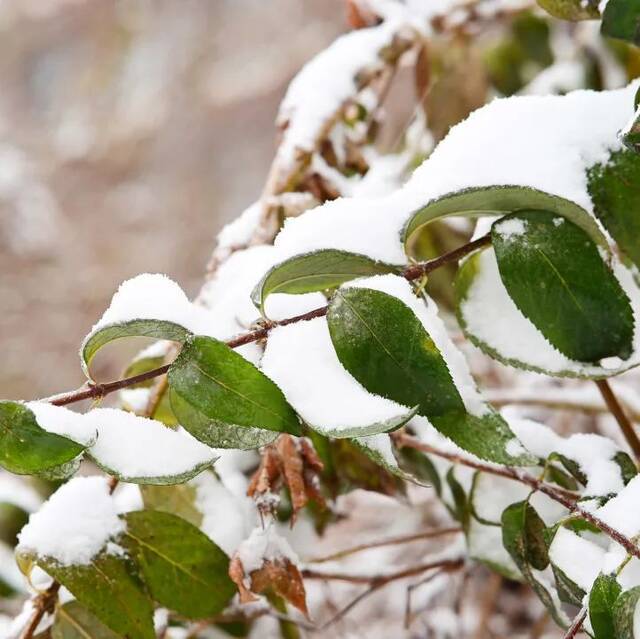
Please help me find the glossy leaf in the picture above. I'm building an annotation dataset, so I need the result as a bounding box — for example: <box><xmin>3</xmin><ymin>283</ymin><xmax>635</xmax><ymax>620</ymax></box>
<box><xmin>589</xmin><ymin>574</ymin><xmax>621</xmax><ymax>639</ymax></box>
<box><xmin>613</xmin><ymin>585</ymin><xmax>640</xmax><ymax>639</ymax></box>
<box><xmin>38</xmin><ymin>552</ymin><xmax>155</xmax><ymax>639</ymax></box>
<box><xmin>0</xmin><ymin>402</ymin><xmax>85</xmax><ymax>475</ymax></box>
<box><xmin>602</xmin><ymin>0</ymin><xmax>640</xmax><ymax>44</ymax></box>
<box><xmin>328</xmin><ymin>287</ymin><xmax>533</xmax><ymax>465</ymax></box>
<box><xmin>251</xmin><ymin>249</ymin><xmax>398</xmax><ymax>314</ymax></box>
<box><xmin>52</xmin><ymin>601</ymin><xmax>120</xmax><ymax>639</ymax></box>
<box><xmin>168</xmin><ymin>335</ymin><xmax>301</xmax><ymax>448</ymax></box>
<box><xmin>121</xmin><ymin>510</ymin><xmax>235</xmax><ymax>618</ymax></box>
<box><xmin>81</xmin><ymin>320</ymin><xmax>190</xmax><ymax>378</ymax></box>
<box><xmin>402</xmin><ymin>185</ymin><xmax>608</xmax><ymax>256</ymax></box>
<box><xmin>588</xmin><ymin>149</ymin><xmax>640</xmax><ymax>268</ymax></box>
<box><xmin>492</xmin><ymin>211</ymin><xmax>633</xmax><ymax>363</ymax></box>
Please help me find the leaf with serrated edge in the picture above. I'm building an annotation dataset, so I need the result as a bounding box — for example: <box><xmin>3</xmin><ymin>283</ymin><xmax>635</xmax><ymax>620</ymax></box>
<box><xmin>251</xmin><ymin>249</ymin><xmax>398</xmax><ymax>315</ymax></box>
<box><xmin>492</xmin><ymin>211</ymin><xmax>633</xmax><ymax>363</ymax></box>
<box><xmin>0</xmin><ymin>402</ymin><xmax>86</xmax><ymax>475</ymax></box>
<box><xmin>168</xmin><ymin>335</ymin><xmax>301</xmax><ymax>447</ymax></box>
<box><xmin>121</xmin><ymin>510</ymin><xmax>235</xmax><ymax>618</ymax></box>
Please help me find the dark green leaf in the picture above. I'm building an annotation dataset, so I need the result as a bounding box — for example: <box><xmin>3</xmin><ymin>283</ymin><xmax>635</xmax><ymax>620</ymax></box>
<box><xmin>602</xmin><ymin>0</ymin><xmax>640</xmax><ymax>44</ymax></box>
<box><xmin>168</xmin><ymin>335</ymin><xmax>301</xmax><ymax>447</ymax></box>
<box><xmin>589</xmin><ymin>574</ymin><xmax>622</xmax><ymax>639</ymax></box>
<box><xmin>492</xmin><ymin>211</ymin><xmax>633</xmax><ymax>363</ymax></box>
<box><xmin>52</xmin><ymin>601</ymin><xmax>120</xmax><ymax>639</ymax></box>
<box><xmin>251</xmin><ymin>250</ymin><xmax>398</xmax><ymax>314</ymax></box>
<box><xmin>613</xmin><ymin>585</ymin><xmax>640</xmax><ymax>639</ymax></box>
<box><xmin>121</xmin><ymin>510</ymin><xmax>235</xmax><ymax>618</ymax></box>
<box><xmin>38</xmin><ymin>552</ymin><xmax>155</xmax><ymax>639</ymax></box>
<box><xmin>447</xmin><ymin>467</ymin><xmax>470</xmax><ymax>532</ymax></box>
<box><xmin>140</xmin><ymin>484</ymin><xmax>203</xmax><ymax>528</ymax></box>
<box><xmin>552</xmin><ymin>563</ymin><xmax>585</xmax><ymax>606</ymax></box>
<box><xmin>402</xmin><ymin>185</ymin><xmax>608</xmax><ymax>256</ymax></box>
<box><xmin>537</xmin><ymin>0</ymin><xmax>600</xmax><ymax>20</ymax></box>
<box><xmin>327</xmin><ymin>287</ymin><xmax>534</xmax><ymax>465</ymax></box>
<box><xmin>393</xmin><ymin>445</ymin><xmax>442</xmax><ymax>493</ymax></box>
<box><xmin>588</xmin><ymin>149</ymin><xmax>640</xmax><ymax>267</ymax></box>
<box><xmin>614</xmin><ymin>451</ymin><xmax>638</xmax><ymax>485</ymax></box>
<box><xmin>502</xmin><ymin>501</ymin><xmax>566</xmax><ymax>626</ymax></box>
<box><xmin>0</xmin><ymin>402</ymin><xmax>85</xmax><ymax>475</ymax></box>
<box><xmin>81</xmin><ymin>320</ymin><xmax>190</xmax><ymax>378</ymax></box>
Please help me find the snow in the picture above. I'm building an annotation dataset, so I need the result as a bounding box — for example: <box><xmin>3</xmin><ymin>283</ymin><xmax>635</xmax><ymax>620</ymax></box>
<box><xmin>549</xmin><ymin>527</ymin><xmax>605</xmax><ymax>591</ymax></box>
<box><xmin>216</xmin><ymin>200</ymin><xmax>262</xmax><ymax>251</ymax></box>
<box><xmin>594</xmin><ymin>475</ymin><xmax>640</xmax><ymax>538</ymax></box>
<box><xmin>493</xmin><ymin>217</ymin><xmax>527</xmax><ymax>240</ymax></box>
<box><xmin>237</xmin><ymin>521</ymin><xmax>299</xmax><ymax>574</ymax></box>
<box><xmin>276</xmin><ymin>18</ymin><xmax>416</xmax><ymax>172</ymax></box>
<box><xmin>87</xmin><ymin>272</ymin><xmax>213</xmax><ymax>337</ymax></box>
<box><xmin>509</xmin><ymin>417</ymin><xmax>627</xmax><ymax>496</ymax></box>
<box><xmin>17</xmin><ymin>476</ymin><xmax>125</xmax><ymax>566</ymax></box>
<box><xmin>345</xmin><ymin>274</ymin><xmax>489</xmax><ymax>417</ymax></box>
<box><xmin>25</xmin><ymin>401</ymin><xmax>96</xmax><ymax>446</ymax></box>
<box><xmin>261</xmin><ymin>316</ymin><xmax>410</xmax><ymax>434</ymax></box>
<box><xmin>0</xmin><ymin>472</ymin><xmax>42</xmax><ymax>513</ymax></box>
<box><xmin>84</xmin><ymin>408</ymin><xmax>216</xmax><ymax>481</ymax></box>
<box><xmin>270</xmin><ymin>82</ymin><xmax>638</xmax><ymax>268</ymax></box>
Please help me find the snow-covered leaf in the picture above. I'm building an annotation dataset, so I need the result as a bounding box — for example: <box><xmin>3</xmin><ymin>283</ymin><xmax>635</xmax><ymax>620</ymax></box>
<box><xmin>52</xmin><ymin>601</ymin><xmax>120</xmax><ymax>639</ymax></box>
<box><xmin>168</xmin><ymin>335</ymin><xmax>301</xmax><ymax>448</ymax></box>
<box><xmin>537</xmin><ymin>0</ymin><xmax>600</xmax><ymax>20</ymax></box>
<box><xmin>121</xmin><ymin>510</ymin><xmax>235</xmax><ymax>618</ymax></box>
<box><xmin>602</xmin><ymin>0</ymin><xmax>640</xmax><ymax>44</ymax></box>
<box><xmin>613</xmin><ymin>585</ymin><xmax>640</xmax><ymax>639</ymax></box>
<box><xmin>251</xmin><ymin>249</ymin><xmax>397</xmax><ymax>314</ymax></box>
<box><xmin>402</xmin><ymin>185</ymin><xmax>608</xmax><ymax>256</ymax></box>
<box><xmin>588</xmin><ymin>149</ymin><xmax>640</xmax><ymax>268</ymax></box>
<box><xmin>327</xmin><ymin>285</ymin><xmax>533</xmax><ymax>464</ymax></box>
<box><xmin>85</xmin><ymin>409</ymin><xmax>216</xmax><ymax>485</ymax></box>
<box><xmin>0</xmin><ymin>402</ymin><xmax>86</xmax><ymax>476</ymax></box>
<box><xmin>492</xmin><ymin>211</ymin><xmax>634</xmax><ymax>363</ymax></box>
<box><xmin>589</xmin><ymin>573</ymin><xmax>621</xmax><ymax>639</ymax></box>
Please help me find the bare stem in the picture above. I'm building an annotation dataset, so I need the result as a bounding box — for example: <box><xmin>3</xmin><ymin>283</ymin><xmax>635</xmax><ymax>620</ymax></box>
<box><xmin>41</xmin><ymin>234</ymin><xmax>490</xmax><ymax>409</ymax></box>
<box><xmin>595</xmin><ymin>379</ymin><xmax>640</xmax><ymax>461</ymax></box>
<box><xmin>18</xmin><ymin>582</ymin><xmax>60</xmax><ymax>639</ymax></box>
<box><xmin>562</xmin><ymin>606</ymin><xmax>587</xmax><ymax>639</ymax></box>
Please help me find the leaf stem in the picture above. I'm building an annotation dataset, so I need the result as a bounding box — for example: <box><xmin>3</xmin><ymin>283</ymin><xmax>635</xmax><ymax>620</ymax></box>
<box><xmin>18</xmin><ymin>582</ymin><xmax>60</xmax><ymax>639</ymax></box>
<box><xmin>42</xmin><ymin>234</ymin><xmax>491</xmax><ymax>409</ymax></box>
<box><xmin>595</xmin><ymin>378</ymin><xmax>640</xmax><ymax>461</ymax></box>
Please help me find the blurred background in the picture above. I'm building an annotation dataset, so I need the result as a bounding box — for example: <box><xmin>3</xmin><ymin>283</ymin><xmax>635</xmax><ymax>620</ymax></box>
<box><xmin>0</xmin><ymin>0</ymin><xmax>344</xmax><ymax>399</ymax></box>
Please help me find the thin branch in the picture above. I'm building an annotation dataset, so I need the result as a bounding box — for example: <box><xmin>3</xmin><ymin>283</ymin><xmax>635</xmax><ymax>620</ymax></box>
<box><xmin>393</xmin><ymin>433</ymin><xmax>640</xmax><ymax>560</ymax></box>
<box><xmin>41</xmin><ymin>234</ymin><xmax>490</xmax><ymax>409</ymax></box>
<box><xmin>307</xmin><ymin>527</ymin><xmax>461</xmax><ymax>563</ymax></box>
<box><xmin>18</xmin><ymin>582</ymin><xmax>60</xmax><ymax>639</ymax></box>
<box><xmin>301</xmin><ymin>557</ymin><xmax>464</xmax><ymax>585</ymax></box>
<box><xmin>595</xmin><ymin>379</ymin><xmax>640</xmax><ymax>461</ymax></box>
<box><xmin>404</xmin><ymin>567</ymin><xmax>449</xmax><ymax>628</ymax></box>
<box><xmin>562</xmin><ymin>606</ymin><xmax>587</xmax><ymax>639</ymax></box>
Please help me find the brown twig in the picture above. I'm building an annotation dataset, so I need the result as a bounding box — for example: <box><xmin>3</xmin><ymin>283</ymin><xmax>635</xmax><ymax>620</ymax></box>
<box><xmin>595</xmin><ymin>379</ymin><xmax>640</xmax><ymax>461</ymax></box>
<box><xmin>307</xmin><ymin>527</ymin><xmax>461</xmax><ymax>563</ymax></box>
<box><xmin>393</xmin><ymin>433</ymin><xmax>640</xmax><ymax>560</ymax></box>
<box><xmin>18</xmin><ymin>582</ymin><xmax>60</xmax><ymax>639</ymax></box>
<box><xmin>562</xmin><ymin>606</ymin><xmax>587</xmax><ymax>639</ymax></box>
<box><xmin>41</xmin><ymin>234</ymin><xmax>490</xmax><ymax>409</ymax></box>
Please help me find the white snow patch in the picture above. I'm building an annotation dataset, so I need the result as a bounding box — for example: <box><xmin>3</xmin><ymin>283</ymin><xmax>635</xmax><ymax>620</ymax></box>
<box><xmin>549</xmin><ymin>527</ymin><xmax>605</xmax><ymax>591</ymax></box>
<box><xmin>17</xmin><ymin>476</ymin><xmax>125</xmax><ymax>566</ymax></box>
<box><xmin>237</xmin><ymin>522</ymin><xmax>299</xmax><ymax>574</ymax></box>
<box><xmin>25</xmin><ymin>402</ymin><xmax>96</xmax><ymax>446</ymax></box>
<box><xmin>494</xmin><ymin>218</ymin><xmax>527</xmax><ymax>240</ymax></box>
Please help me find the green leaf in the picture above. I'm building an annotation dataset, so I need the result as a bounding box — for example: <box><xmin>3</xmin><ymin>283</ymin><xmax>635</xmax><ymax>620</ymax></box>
<box><xmin>121</xmin><ymin>510</ymin><xmax>235</xmax><ymax>618</ymax></box>
<box><xmin>492</xmin><ymin>211</ymin><xmax>633</xmax><ymax>363</ymax></box>
<box><xmin>402</xmin><ymin>186</ymin><xmax>609</xmax><ymax>256</ymax></box>
<box><xmin>447</xmin><ymin>467</ymin><xmax>471</xmax><ymax>532</ymax></box>
<box><xmin>588</xmin><ymin>149</ymin><xmax>640</xmax><ymax>268</ymax></box>
<box><xmin>327</xmin><ymin>287</ymin><xmax>533</xmax><ymax>465</ymax></box>
<box><xmin>140</xmin><ymin>484</ymin><xmax>203</xmax><ymax>528</ymax></box>
<box><xmin>307</xmin><ymin>407</ymin><xmax>418</xmax><ymax>439</ymax></box>
<box><xmin>613</xmin><ymin>585</ymin><xmax>640</xmax><ymax>639</ymax></box>
<box><xmin>251</xmin><ymin>249</ymin><xmax>398</xmax><ymax>314</ymax></box>
<box><xmin>502</xmin><ymin>501</ymin><xmax>567</xmax><ymax>626</ymax></box>
<box><xmin>168</xmin><ymin>335</ymin><xmax>301</xmax><ymax>447</ymax></box>
<box><xmin>602</xmin><ymin>0</ymin><xmax>640</xmax><ymax>44</ymax></box>
<box><xmin>614</xmin><ymin>451</ymin><xmax>638</xmax><ymax>485</ymax></box>
<box><xmin>0</xmin><ymin>402</ymin><xmax>85</xmax><ymax>475</ymax></box>
<box><xmin>589</xmin><ymin>574</ymin><xmax>622</xmax><ymax>639</ymax></box>
<box><xmin>38</xmin><ymin>552</ymin><xmax>155</xmax><ymax>639</ymax></box>
<box><xmin>52</xmin><ymin>601</ymin><xmax>120</xmax><ymax>639</ymax></box>
<box><xmin>393</xmin><ymin>445</ymin><xmax>442</xmax><ymax>494</ymax></box>
<box><xmin>81</xmin><ymin>320</ymin><xmax>190</xmax><ymax>379</ymax></box>
<box><xmin>537</xmin><ymin>0</ymin><xmax>600</xmax><ymax>20</ymax></box>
